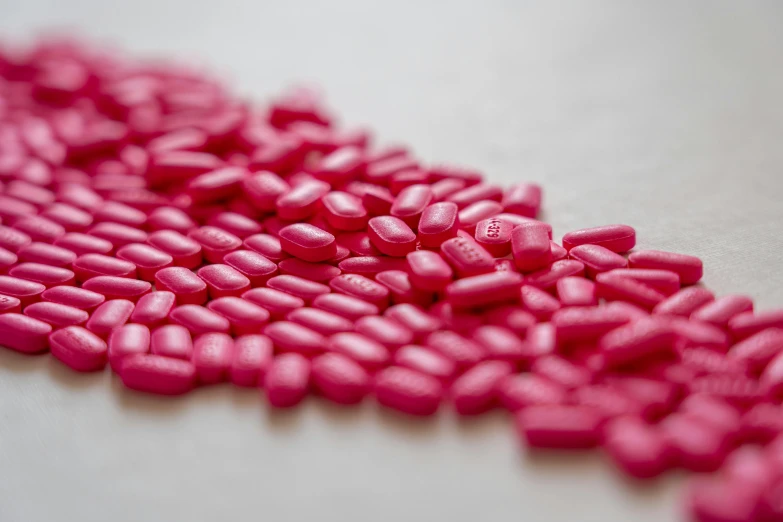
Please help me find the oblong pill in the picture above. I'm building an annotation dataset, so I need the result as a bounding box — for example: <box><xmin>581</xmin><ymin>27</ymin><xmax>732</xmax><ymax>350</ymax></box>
<box><xmin>243</xmin><ymin>171</ymin><xmax>290</xmax><ymax>212</ymax></box>
<box><xmin>168</xmin><ymin>305</ymin><xmax>231</xmax><ymax>336</ymax></box>
<box><xmin>242</xmin><ymin>288</ymin><xmax>305</xmax><ymax>319</ymax></box>
<box><xmin>516</xmin><ymin>405</ymin><xmax>604</xmax><ymax>449</ymax></box>
<box><xmin>0</xmin><ymin>294</ymin><xmax>22</xmax><ymax>314</ymax></box>
<box><xmin>120</xmin><ymin>354</ymin><xmax>196</xmax><ymax>396</ymax></box>
<box><xmin>12</xmin><ymin>215</ymin><xmax>66</xmax><ymax>243</ymax></box>
<box><xmin>329</xmin><ymin>273</ymin><xmax>390</xmax><ymax>309</ymax></box>
<box><xmin>147</xmin><ymin>230</ymin><xmax>203</xmax><ymax>268</ymax></box>
<box><xmin>223</xmin><ymin>249</ymin><xmax>278</xmax><ymax>286</ymax></box>
<box><xmin>23</xmin><ymin>301</ymin><xmax>89</xmax><ymax>329</ymax></box>
<box><xmin>691</xmin><ymin>294</ymin><xmax>754</xmax><ymax>328</ymax></box>
<box><xmin>264</xmin><ymin>353</ymin><xmax>311</xmax><ymax>408</ymax></box>
<box><xmin>595</xmin><ymin>272</ymin><xmax>666</xmax><ymax>311</ymax></box>
<box><xmin>524</xmin><ymin>260</ymin><xmax>585</xmax><ymax>290</ymax></box>
<box><xmin>653</xmin><ymin>286</ymin><xmax>715</xmax><ymax>317</ymax></box>
<box><xmin>458</xmin><ymin>200</ymin><xmax>503</xmax><ymax>234</ymax></box>
<box><xmin>562</xmin><ymin>224</ymin><xmax>636</xmax><ymax>253</ymax></box>
<box><xmin>445</xmin><ymin>271</ymin><xmax>523</xmax><ymax>308</ymax></box>
<box><xmin>440</xmin><ymin>235</ymin><xmax>494</xmax><ymax>278</ymax></box>
<box><xmin>424</xmin><ymin>330</ymin><xmax>485</xmax><ymax>370</ymax></box>
<box><xmin>186</xmin><ymin>166</ymin><xmax>245</xmax><ymax>204</ymax></box>
<box><xmin>267</xmin><ymin>275</ymin><xmax>330</xmax><ymax>303</ymax></box>
<box><xmin>146</xmin><ymin>206</ymin><xmax>197</xmax><ymax>234</ymax></box>
<box><xmin>556</xmin><ymin>277</ymin><xmax>597</xmax><ymax>307</ymax></box>
<box><xmin>73</xmin><ymin>253</ymin><xmax>136</xmax><ymax>282</ymax></box>
<box><xmin>130</xmin><ymin>291</ymin><xmax>176</xmax><ymax>329</ymax></box>
<box><xmin>727</xmin><ymin>328</ymin><xmax>783</xmax><ymax>374</ymax></box>
<box><xmin>497</xmin><ymin>374</ymin><xmax>567</xmax><ymax>412</ymax></box>
<box><xmin>451</xmin><ymin>360</ymin><xmax>515</xmax><ymax>415</ymax></box>
<box><xmin>278</xmin><ymin>223</ymin><xmax>337</xmax><ymax>263</ymax></box>
<box><xmin>607</xmin><ymin>268</ymin><xmax>680</xmax><ymax>296</ymax></box>
<box><xmin>278</xmin><ymin>258</ymin><xmax>341</xmax><ymax>282</ymax></box>
<box><xmin>41</xmin><ymin>286</ymin><xmax>105</xmax><ymax>312</ymax></box>
<box><xmin>568</xmin><ymin>244</ymin><xmax>628</xmax><ymax>278</ymax></box>
<box><xmin>9</xmin><ymin>262</ymin><xmax>75</xmax><ymax>288</ymax></box>
<box><xmin>88</xmin><ymin>221</ymin><xmax>147</xmax><ymax>249</ymax></box>
<box><xmin>108</xmin><ymin>323</ymin><xmax>151</xmax><ymax>372</ymax></box>
<box><xmin>511</xmin><ymin>222</ymin><xmax>552</xmax><ymax>273</ymax></box>
<box><xmin>49</xmin><ymin>326</ymin><xmax>108</xmax><ymax>372</ymax></box>
<box><xmin>150</xmin><ymin>324</ymin><xmax>193</xmax><ymax>360</ymax></box>
<box><xmin>321</xmin><ymin>191</ymin><xmax>368</xmax><ymax>231</ymax></box>
<box><xmin>188</xmin><ymin>226</ymin><xmax>241</xmax><ymax>264</ymax></box>
<box><xmin>155</xmin><ymin>267</ymin><xmax>208</xmax><ymax>305</ymax></box>
<box><xmin>312</xmin><ymin>293</ymin><xmax>379</xmax><ymax>320</ymax></box>
<box><xmin>311</xmin><ymin>353</ymin><xmax>371</xmax><ymax>405</ymax></box>
<box><xmin>361</xmin><ymin>185</ymin><xmax>395</xmax><ymax>216</ymax></box>
<box><xmin>390</xmin><ymin>184</ymin><xmax>433</xmax><ymax>228</ymax></box>
<box><xmin>275</xmin><ymin>179</ymin><xmax>330</xmax><ymax>221</ymax></box>
<box><xmin>367</xmin><ymin>216</ymin><xmax>417</xmax><ymax>257</ymax></box>
<box><xmin>0</xmin><ymin>225</ymin><xmax>33</xmax><ymax>253</ymax></box>
<box><xmin>337</xmin><ymin>256</ymin><xmax>407</xmax><ymax>276</ymax></box>
<box><xmin>0</xmin><ymin>275</ymin><xmax>46</xmax><ymax>307</ymax></box>
<box><xmin>337</xmin><ymin>231</ymin><xmax>380</xmax><ymax>256</ymax></box>
<box><xmin>552</xmin><ymin>306</ymin><xmax>631</xmax><ymax>344</ymax></box>
<box><xmin>93</xmin><ymin>201</ymin><xmax>147</xmax><ymax>228</ymax></box>
<box><xmin>0</xmin><ymin>313</ymin><xmax>52</xmax><ymax>353</ymax></box>
<box><xmin>446</xmin><ymin>183</ymin><xmax>502</xmax><ymax>209</ymax></box>
<box><xmin>207</xmin><ymin>296</ymin><xmax>270</xmax><ymax>336</ymax></box>
<box><xmin>406</xmin><ymin>250</ymin><xmax>454</xmax><ymax>292</ymax></box>
<box><xmin>355</xmin><ymin>315</ymin><xmax>414</xmax><ymax>349</ymax></box>
<box><xmin>598</xmin><ymin>317</ymin><xmax>676</xmax><ymax>369</ymax></box>
<box><xmin>17</xmin><ymin>242</ymin><xmax>76</xmax><ymax>267</ymax></box>
<box><xmin>729</xmin><ymin>309</ymin><xmax>783</xmax><ymax>341</ymax></box>
<box><xmin>430</xmin><ymin>177</ymin><xmax>466</xmax><ymax>201</ymax></box>
<box><xmin>417</xmin><ymin>202</ymin><xmax>459</xmax><ymax>248</ymax></box>
<box><xmin>484</xmin><ymin>306</ymin><xmax>536</xmax><ymax>337</ymax></box>
<box><xmin>264</xmin><ymin>321</ymin><xmax>326</xmax><ymax>356</ymax></box>
<box><xmin>192</xmin><ymin>332</ymin><xmax>233</xmax><ymax>384</ymax></box>
<box><xmin>327</xmin><ymin>332</ymin><xmax>390</xmax><ymax>371</ymax></box>
<box><xmin>197</xmin><ymin>264</ymin><xmax>252</xmax><ymax>299</ymax></box>
<box><xmin>472</xmin><ymin>325</ymin><xmax>533</xmax><ymax>366</ymax></box>
<box><xmin>286</xmin><ymin>307</ymin><xmax>353</xmax><ymax>336</ymax></box>
<box><xmin>375</xmin><ymin>270</ymin><xmax>432</xmax><ymax>307</ymax></box>
<box><xmin>383</xmin><ymin>303</ymin><xmax>442</xmax><ymax>339</ymax></box>
<box><xmin>115</xmin><ymin>243</ymin><xmax>173</xmax><ymax>282</ymax></box>
<box><xmin>374</xmin><ymin>366</ymin><xmax>443</xmax><ymax>416</ymax></box>
<box><xmin>502</xmin><ymin>183</ymin><xmax>541</xmax><ymax>218</ymax></box>
<box><xmin>473</xmin><ymin>217</ymin><xmax>514</xmax><ymax>257</ymax></box>
<box><xmin>230</xmin><ymin>334</ymin><xmax>274</xmax><ymax>387</ymax></box>
<box><xmin>628</xmin><ymin>249</ymin><xmax>703</xmax><ymax>285</ymax></box>
<box><xmin>520</xmin><ymin>285</ymin><xmax>561</xmax><ymax>321</ymax></box>
<box><xmin>86</xmin><ymin>299</ymin><xmax>135</xmax><ymax>339</ymax></box>
<box><xmin>54</xmin><ymin>232</ymin><xmax>113</xmax><ymax>256</ymax></box>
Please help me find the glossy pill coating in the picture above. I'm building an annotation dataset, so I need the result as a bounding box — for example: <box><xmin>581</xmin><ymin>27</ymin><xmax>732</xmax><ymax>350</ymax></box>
<box><xmin>155</xmin><ymin>267</ymin><xmax>208</xmax><ymax>305</ymax></box>
<box><xmin>168</xmin><ymin>305</ymin><xmax>231</xmax><ymax>336</ymax></box>
<box><xmin>384</xmin><ymin>303</ymin><xmax>443</xmax><ymax>339</ymax></box>
<box><xmin>146</xmin><ymin>206</ymin><xmax>197</xmax><ymax>234</ymax></box>
<box><xmin>329</xmin><ymin>274</ymin><xmax>390</xmax><ymax>309</ymax></box>
<box><xmin>511</xmin><ymin>222</ymin><xmax>552</xmax><ymax>273</ymax></box>
<box><xmin>264</xmin><ymin>353</ymin><xmax>312</xmax><ymax>408</ymax></box>
<box><xmin>691</xmin><ymin>294</ymin><xmax>754</xmax><ymax>329</ymax></box>
<box><xmin>337</xmin><ymin>256</ymin><xmax>407</xmax><ymax>276</ymax></box>
<box><xmin>607</xmin><ymin>268</ymin><xmax>680</xmax><ymax>296</ymax></box>
<box><xmin>321</xmin><ymin>191</ymin><xmax>368</xmax><ymax>231</ymax></box>
<box><xmin>337</xmin><ymin>232</ymin><xmax>380</xmax><ymax>256</ymax></box>
<box><xmin>115</xmin><ymin>243</ymin><xmax>173</xmax><ymax>282</ymax></box>
<box><xmin>120</xmin><ymin>354</ymin><xmax>196</xmax><ymax>396</ymax></box>
<box><xmin>374</xmin><ymin>366</ymin><xmax>443</xmax><ymax>416</ymax></box>
<box><xmin>275</xmin><ymin>179</ymin><xmax>330</xmax><ymax>221</ymax></box>
<box><xmin>207</xmin><ymin>296</ymin><xmax>270</xmax><ymax>336</ymax></box>
<box><xmin>266</xmin><ymin>274</ymin><xmax>329</xmax><ymax>303</ymax></box>
<box><xmin>360</xmin><ymin>185</ymin><xmax>395</xmax><ymax>216</ymax></box>
<box><xmin>242</xmin><ymin>171</ymin><xmax>290</xmax><ymax>212</ymax></box>
<box><xmin>242</xmin><ymin>288</ymin><xmax>305</xmax><ymax>319</ymax></box>
<box><xmin>445</xmin><ymin>271</ymin><xmax>523</xmax><ymax>308</ymax></box>
<box><xmin>417</xmin><ymin>202</ymin><xmax>460</xmax><ymax>248</ymax></box>
<box><xmin>502</xmin><ymin>183</ymin><xmax>542</xmax><ymax>218</ymax></box>
<box><xmin>108</xmin><ymin>323</ymin><xmax>151</xmax><ymax>372</ymax></box>
<box><xmin>192</xmin><ymin>333</ymin><xmax>233</xmax><ymax>384</ymax></box>
<box><xmin>54</xmin><ymin>232</ymin><xmax>113</xmax><ymax>256</ymax></box>
<box><xmin>561</xmin><ymin>224</ymin><xmax>636</xmax><ymax>253</ymax></box>
<box><xmin>49</xmin><ymin>326</ymin><xmax>108</xmax><ymax>372</ymax></box>
<box><xmin>473</xmin><ymin>217</ymin><xmax>514</xmax><ymax>257</ymax></box>
<box><xmin>230</xmin><ymin>334</ymin><xmax>274</xmax><ymax>387</ymax></box>
<box><xmin>595</xmin><ymin>272</ymin><xmax>666</xmax><ymax>311</ymax></box>
<box><xmin>568</xmin><ymin>244</ymin><xmax>628</xmax><ymax>278</ymax></box>
<box><xmin>520</xmin><ymin>285</ymin><xmax>561</xmax><ymax>321</ymax></box>
<box><xmin>354</xmin><ymin>315</ymin><xmax>414</xmax><ymax>350</ymax></box>
<box><xmin>188</xmin><ymin>226</ymin><xmax>242</xmax><ymax>264</ymax></box>
<box><xmin>516</xmin><ymin>405</ymin><xmax>604</xmax><ymax>449</ymax></box>
<box><xmin>598</xmin><ymin>317</ymin><xmax>676</xmax><ymax>369</ymax></box>
<box><xmin>85</xmin><ymin>299</ymin><xmax>135</xmax><ymax>339</ymax></box>
<box><xmin>12</xmin><ymin>215</ymin><xmax>66</xmax><ymax>243</ymax></box>
<box><xmin>367</xmin><ymin>216</ymin><xmax>417</xmax><ymax>257</ymax></box>
<box><xmin>88</xmin><ymin>222</ymin><xmax>148</xmax><ymax>249</ymax></box>
<box><xmin>150</xmin><ymin>324</ymin><xmax>193</xmax><ymax>360</ymax></box>
<box><xmin>311</xmin><ymin>353</ymin><xmax>371</xmax><ymax>405</ymax></box>
<box><xmin>556</xmin><ymin>277</ymin><xmax>597</xmax><ymax>307</ymax></box>
<box><xmin>405</xmin><ymin>250</ymin><xmax>453</xmax><ymax>292</ymax></box>
<box><xmin>451</xmin><ymin>360</ymin><xmax>515</xmax><ymax>415</ymax></box>
<box><xmin>286</xmin><ymin>307</ymin><xmax>353</xmax><ymax>336</ymax></box>
<box><xmin>628</xmin><ymin>249</ymin><xmax>703</xmax><ymax>285</ymax></box>
<box><xmin>390</xmin><ymin>185</ymin><xmax>433</xmax><ymax>228</ymax></box>
<box><xmin>0</xmin><ymin>294</ymin><xmax>23</xmax><ymax>314</ymax></box>
<box><xmin>9</xmin><ymin>263</ymin><xmax>75</xmax><ymax>288</ymax></box>
<box><xmin>265</xmin><ymin>320</ymin><xmax>327</xmax><ymax>356</ymax></box>
<box><xmin>0</xmin><ymin>313</ymin><xmax>52</xmax><ymax>353</ymax></box>
<box><xmin>278</xmin><ymin>223</ymin><xmax>337</xmax><ymax>263</ymax></box>
<box><xmin>0</xmin><ymin>225</ymin><xmax>33</xmax><ymax>252</ymax></box>
<box><xmin>242</xmin><ymin>234</ymin><xmax>290</xmax><ymax>262</ymax></box>
<box><xmin>440</xmin><ymin>236</ymin><xmax>495</xmax><ymax>278</ymax></box>
<box><xmin>23</xmin><ymin>301</ymin><xmax>89</xmax><ymax>329</ymax></box>
<box><xmin>424</xmin><ymin>331</ymin><xmax>486</xmax><ymax>369</ymax></box>
<box><xmin>0</xmin><ymin>275</ymin><xmax>46</xmax><ymax>307</ymax></box>
<box><xmin>197</xmin><ymin>264</ymin><xmax>252</xmax><ymax>299</ymax></box>
<box><xmin>186</xmin><ymin>166</ymin><xmax>245</xmax><ymax>204</ymax></box>
<box><xmin>17</xmin><ymin>242</ymin><xmax>76</xmax><ymax>268</ymax></box>
<box><xmin>223</xmin><ymin>250</ymin><xmax>278</xmax><ymax>286</ymax></box>
<box><xmin>278</xmin><ymin>258</ymin><xmax>341</xmax><ymax>282</ymax></box>
<box><xmin>457</xmin><ymin>200</ymin><xmax>503</xmax><ymax>234</ymax></box>
<box><xmin>653</xmin><ymin>287</ymin><xmax>715</xmax><ymax>317</ymax></box>
<box><xmin>41</xmin><ymin>286</ymin><xmax>105</xmax><ymax>312</ymax></box>
<box><xmin>312</xmin><ymin>293</ymin><xmax>379</xmax><ymax>321</ymax></box>
<box><xmin>130</xmin><ymin>291</ymin><xmax>176</xmax><ymax>329</ymax></box>
<box><xmin>93</xmin><ymin>201</ymin><xmax>147</xmax><ymax>228</ymax></box>
<box><xmin>327</xmin><ymin>332</ymin><xmax>391</xmax><ymax>371</ymax></box>
<box><xmin>497</xmin><ymin>373</ymin><xmax>567</xmax><ymax>412</ymax></box>
<box><xmin>147</xmin><ymin>230</ymin><xmax>203</xmax><ymax>269</ymax></box>
<box><xmin>72</xmin><ymin>253</ymin><xmax>136</xmax><ymax>282</ymax></box>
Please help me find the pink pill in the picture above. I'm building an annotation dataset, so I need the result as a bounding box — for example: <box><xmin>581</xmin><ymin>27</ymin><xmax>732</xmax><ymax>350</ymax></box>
<box><xmin>599</xmin><ymin>317</ymin><xmax>676</xmax><ymax>369</ymax></box>
<box><xmin>364</xmin><ymin>155</ymin><xmax>418</xmax><ymax>185</ymax></box>
<box><xmin>264</xmin><ymin>353</ymin><xmax>311</xmax><ymax>408</ymax></box>
<box><xmin>361</xmin><ymin>185</ymin><xmax>395</xmax><ymax>216</ymax></box>
<box><xmin>0</xmin><ymin>196</ymin><xmax>37</xmax><ymax>224</ymax></box>
<box><xmin>9</xmin><ymin>262</ymin><xmax>75</xmax><ymax>288</ymax></box>
<box><xmin>329</xmin><ymin>273</ymin><xmax>390</xmax><ymax>309</ymax></box>
<box><xmin>71</xmin><ymin>253</ymin><xmax>135</xmax><ymax>282</ymax></box>
<box><xmin>242</xmin><ymin>171</ymin><xmax>290</xmax><ymax>212</ymax></box>
<box><xmin>603</xmin><ymin>416</ymin><xmax>672</xmax><ymax>479</ymax></box>
<box><xmin>7</xmin><ymin>180</ymin><xmax>55</xmax><ymax>208</ymax></box>
<box><xmin>242</xmin><ymin>287</ymin><xmax>305</xmax><ymax>319</ymax></box>
<box><xmin>24</xmin><ymin>301</ymin><xmax>88</xmax><ymax>329</ymax></box>
<box><xmin>726</xmin><ymin>310</ymin><xmax>783</xmax><ymax>343</ymax></box>
<box><xmin>93</xmin><ymin>201</ymin><xmax>147</xmax><ymax>228</ymax></box>
<box><xmin>311</xmin><ymin>352</ymin><xmax>371</xmax><ymax>405</ymax></box>
<box><xmin>688</xmin><ymin>374</ymin><xmax>765</xmax><ymax>409</ymax></box>
<box><xmin>446</xmin><ymin>183</ymin><xmax>502</xmax><ymax>209</ymax></box>
<box><xmin>524</xmin><ymin>260</ymin><xmax>586</xmax><ymax>290</ymax></box>
<box><xmin>680</xmin><ymin>347</ymin><xmax>747</xmax><ymax>378</ymax></box>
<box><xmin>120</xmin><ymin>354</ymin><xmax>196</xmax><ymax>395</ymax></box>
<box><xmin>337</xmin><ymin>231</ymin><xmax>380</xmax><ymax>256</ymax></box>
<box><xmin>146</xmin><ymin>128</ymin><xmax>208</xmax><ymax>153</ymax></box>
<box><xmin>532</xmin><ymin>356</ymin><xmax>592</xmax><ymax>389</ymax></box>
<box><xmin>278</xmin><ymin>223</ymin><xmax>337</xmax><ymax>263</ymax></box>
<box><xmin>278</xmin><ymin>258</ymin><xmax>340</xmax><ymax>283</ymax></box>
<box><xmin>169</xmin><ymin>305</ymin><xmax>231</xmax><ymax>336</ymax></box>
<box><xmin>223</xmin><ymin>249</ymin><xmax>278</xmax><ymax>286</ymax></box>
<box><xmin>40</xmin><ymin>285</ymin><xmax>102</xmax><ymax>312</ymax></box>
<box><xmin>0</xmin><ymin>247</ymin><xmax>18</xmax><ymax>274</ymax></box>
<box><xmin>670</xmin><ymin>318</ymin><xmax>730</xmax><ymax>351</ymax></box>
<box><xmin>206</xmin><ymin>211</ymin><xmax>262</xmax><ymax>239</ymax></box>
<box><xmin>417</xmin><ymin>202</ymin><xmax>460</xmax><ymax>248</ymax></box>
<box><xmin>393</xmin><ymin>345</ymin><xmax>456</xmax><ymax>382</ymax></box>
<box><xmin>0</xmin><ymin>294</ymin><xmax>23</xmax><ymax>314</ymax></box>
<box><xmin>367</xmin><ymin>216</ymin><xmax>417</xmax><ymax>257</ymax></box>
<box><xmin>627</xmin><ymin>249</ymin><xmax>703</xmax><ymax>285</ymax></box>
<box><xmin>607</xmin><ymin>268</ymin><xmax>680</xmax><ymax>296</ymax></box>
<box><xmin>56</xmin><ymin>183</ymin><xmax>103</xmax><ymax>210</ymax></box>
<box><xmin>661</xmin><ymin>414</ymin><xmax>731</xmax><ymax>472</ymax></box>
<box><xmin>595</xmin><ymin>272</ymin><xmax>666</xmax><ymax>311</ymax></box>
<box><xmin>146</xmin><ymin>151</ymin><xmax>223</xmax><ymax>188</ymax></box>
<box><xmin>473</xmin><ymin>217</ymin><xmax>514</xmax><ymax>257</ymax></box>
<box><xmin>130</xmin><ymin>291</ymin><xmax>176</xmax><ymax>329</ymax></box>
<box><xmin>230</xmin><ymin>334</ymin><xmax>274</xmax><ymax>387</ymax></box>
<box><xmin>154</xmin><ymin>267</ymin><xmax>207</xmax><ymax>305</ymax></box>
<box><xmin>692</xmin><ymin>294</ymin><xmax>754</xmax><ymax>328</ymax></box>
<box><xmin>389</xmin><ymin>184</ymin><xmax>433</xmax><ymax>229</ymax></box>
<box><xmin>405</xmin><ymin>250</ymin><xmax>453</xmax><ymax>292</ymax></box>
<box><xmin>49</xmin><ymin>326</ymin><xmax>108</xmax><ymax>372</ymax></box>
<box><xmin>430</xmin><ymin>177</ymin><xmax>467</xmax><ymax>201</ymax></box>
<box><xmin>375</xmin><ymin>270</ymin><xmax>432</xmax><ymax>306</ymax></box>
<box><xmin>286</xmin><ymin>307</ymin><xmax>353</xmax><ymax>336</ymax></box>
<box><xmin>652</xmin><ymin>286</ymin><xmax>715</xmax><ymax>317</ymax></box>
<box><xmin>383</xmin><ymin>303</ymin><xmax>442</xmax><ymax>339</ymax></box>
<box><xmin>727</xmin><ymin>328</ymin><xmax>783</xmax><ymax>374</ymax></box>
<box><xmin>146</xmin><ymin>206</ymin><xmax>197</xmax><ymax>234</ymax></box>
<box><xmin>265</xmin><ymin>320</ymin><xmax>326</xmax><ymax>356</ymax></box>
<box><xmin>108</xmin><ymin>323</ymin><xmax>151</xmax><ymax>372</ymax></box>
<box><xmin>567</xmin><ymin>244</ymin><xmax>627</xmax><ymax>278</ymax></box>
<box><xmin>17</xmin><ymin>242</ymin><xmax>76</xmax><ymax>268</ymax></box>
<box><xmin>457</xmin><ymin>200</ymin><xmax>503</xmax><ymax>234</ymax></box>
<box><xmin>207</xmin><ymin>296</ymin><xmax>270</xmax><ymax>336</ymax></box>
<box><xmin>312</xmin><ymin>146</ymin><xmax>364</xmax><ymax>186</ymax></box>
<box><xmin>440</xmin><ymin>236</ymin><xmax>495</xmax><ymax>278</ymax></box>
<box><xmin>511</xmin><ymin>222</ymin><xmax>552</xmax><ymax>273</ymax></box>
<box><xmin>374</xmin><ymin>366</ymin><xmax>443</xmax><ymax>416</ymax></box>
<box><xmin>86</xmin><ymin>299</ymin><xmax>135</xmax><ymax>339</ymax></box>
<box><xmin>186</xmin><ymin>166</ymin><xmax>245</xmax><ymax>204</ymax></box>
<box><xmin>679</xmin><ymin>395</ymin><xmax>741</xmax><ymax>438</ymax></box>
<box><xmin>321</xmin><ymin>191</ymin><xmax>368</xmax><ymax>231</ymax></box>
<box><xmin>187</xmin><ymin>226</ymin><xmax>241</xmax><ymax>264</ymax></box>
<box><xmin>338</xmin><ymin>256</ymin><xmax>407</xmax><ymax>276</ymax></box>
<box><xmin>151</xmin><ymin>324</ymin><xmax>194</xmax><ymax>360</ymax></box>
<box><xmin>739</xmin><ymin>403</ymin><xmax>783</xmax><ymax>444</ymax></box>
<box><xmin>428</xmin><ymin>164</ymin><xmax>483</xmax><ymax>186</ymax></box>
<box><xmin>114</xmin><ymin>243</ymin><xmax>172</xmax><ymax>282</ymax></box>
<box><xmin>275</xmin><ymin>179</ymin><xmax>330</xmax><ymax>220</ymax></box>
<box><xmin>0</xmin><ymin>275</ymin><xmax>46</xmax><ymax>307</ymax></box>
<box><xmin>516</xmin><ymin>405</ymin><xmax>604</xmax><ymax>449</ymax></box>
<box><xmin>312</xmin><ymin>293</ymin><xmax>379</xmax><ymax>320</ymax></box>
<box><xmin>685</xmin><ymin>476</ymin><xmax>761</xmax><ymax>522</ymax></box>
<box><xmin>265</xmin><ymin>275</ymin><xmax>329</xmax><ymax>303</ymax></box>
<box><xmin>41</xmin><ymin>203</ymin><xmax>93</xmax><ymax>231</ymax></box>
<box><xmin>471</xmin><ymin>325</ymin><xmax>533</xmax><ymax>366</ymax></box>
<box><xmin>556</xmin><ymin>277</ymin><xmax>597</xmax><ymax>307</ymax></box>
<box><xmin>572</xmin><ymin>384</ymin><xmax>644</xmax><ymax>421</ymax></box>
<box><xmin>0</xmin><ymin>225</ymin><xmax>33</xmax><ymax>252</ymax></box>
<box><xmin>192</xmin><ymin>333</ymin><xmax>233</xmax><ymax>385</ymax></box>
<box><xmin>445</xmin><ymin>271</ymin><xmax>523</xmax><ymax>308</ymax></box>
<box><xmin>389</xmin><ymin>169</ymin><xmax>429</xmax><ymax>195</ymax></box>
<box><xmin>355</xmin><ymin>315</ymin><xmax>414</xmax><ymax>350</ymax></box>
<box><xmin>497</xmin><ymin>374</ymin><xmax>567</xmax><ymax>412</ymax></box>
<box><xmin>422</xmin><ymin>331</ymin><xmax>484</xmax><ymax>370</ymax></box>
<box><xmin>483</xmin><ymin>306</ymin><xmax>536</xmax><ymax>337</ymax></box>
<box><xmin>502</xmin><ymin>183</ymin><xmax>541</xmax><ymax>218</ymax></box>
<box><xmin>54</xmin><ymin>232</ymin><xmax>113</xmax><ymax>256</ymax></box>
<box><xmin>0</xmin><ymin>313</ymin><xmax>52</xmax><ymax>353</ymax></box>
<box><xmin>562</xmin><ymin>224</ymin><xmax>636</xmax><ymax>253</ymax></box>
<box><xmin>12</xmin><ymin>215</ymin><xmax>66</xmax><ymax>243</ymax></box>
<box><xmin>197</xmin><ymin>264</ymin><xmax>251</xmax><ymax>299</ymax></box>
<box><xmin>89</xmin><ymin>222</ymin><xmax>147</xmax><ymax>249</ymax></box>
<box><xmin>328</xmin><ymin>332</ymin><xmax>391</xmax><ymax>371</ymax></box>
<box><xmin>520</xmin><ymin>285</ymin><xmax>561</xmax><ymax>321</ymax></box>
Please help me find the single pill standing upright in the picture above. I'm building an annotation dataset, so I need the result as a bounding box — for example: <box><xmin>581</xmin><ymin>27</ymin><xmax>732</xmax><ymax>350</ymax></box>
<box><xmin>367</xmin><ymin>216</ymin><xmax>417</xmax><ymax>257</ymax></box>
<box><xmin>278</xmin><ymin>223</ymin><xmax>337</xmax><ymax>262</ymax></box>
<box><xmin>561</xmin><ymin>224</ymin><xmax>636</xmax><ymax>253</ymax></box>
<box><xmin>628</xmin><ymin>250</ymin><xmax>703</xmax><ymax>285</ymax></box>
<box><xmin>417</xmin><ymin>202</ymin><xmax>460</xmax><ymax>248</ymax></box>
<box><xmin>108</xmin><ymin>323</ymin><xmax>151</xmax><ymax>372</ymax></box>
<box><xmin>511</xmin><ymin>222</ymin><xmax>552</xmax><ymax>272</ymax></box>
<box><xmin>264</xmin><ymin>353</ymin><xmax>312</xmax><ymax>408</ymax></box>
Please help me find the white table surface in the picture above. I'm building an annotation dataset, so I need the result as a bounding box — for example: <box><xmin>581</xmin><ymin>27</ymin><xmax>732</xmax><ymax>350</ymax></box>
<box><xmin>1</xmin><ymin>1</ymin><xmax>782</xmax><ymax>521</ymax></box>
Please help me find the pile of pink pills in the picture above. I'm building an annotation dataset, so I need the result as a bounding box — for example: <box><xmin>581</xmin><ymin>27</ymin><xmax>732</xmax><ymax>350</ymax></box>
<box><xmin>2</xmin><ymin>38</ymin><xmax>783</xmax><ymax>521</ymax></box>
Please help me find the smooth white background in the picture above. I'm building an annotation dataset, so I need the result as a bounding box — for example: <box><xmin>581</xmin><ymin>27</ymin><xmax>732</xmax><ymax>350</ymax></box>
<box><xmin>1</xmin><ymin>2</ymin><xmax>782</xmax><ymax>521</ymax></box>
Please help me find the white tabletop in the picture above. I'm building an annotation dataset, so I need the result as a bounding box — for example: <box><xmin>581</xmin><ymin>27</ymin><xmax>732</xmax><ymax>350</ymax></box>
<box><xmin>1</xmin><ymin>1</ymin><xmax>782</xmax><ymax>521</ymax></box>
